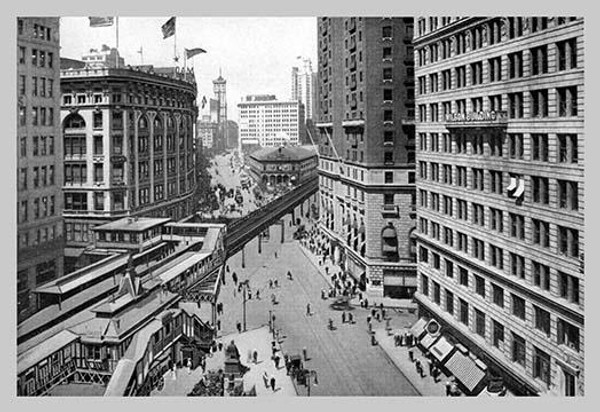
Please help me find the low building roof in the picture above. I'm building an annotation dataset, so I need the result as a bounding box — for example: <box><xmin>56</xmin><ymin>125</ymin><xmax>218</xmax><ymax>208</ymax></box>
<box><xmin>94</xmin><ymin>217</ymin><xmax>172</xmax><ymax>232</ymax></box>
<box><xmin>249</xmin><ymin>146</ymin><xmax>316</xmax><ymax>162</ymax></box>
<box><xmin>18</xmin><ymin>330</ymin><xmax>79</xmax><ymax>375</ymax></box>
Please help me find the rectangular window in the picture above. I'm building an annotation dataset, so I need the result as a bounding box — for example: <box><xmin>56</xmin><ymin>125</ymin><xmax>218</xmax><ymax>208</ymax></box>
<box><xmin>531</xmin><ymin>89</ymin><xmax>549</xmax><ymax>117</ymax></box>
<box><xmin>508</xmin><ymin>133</ymin><xmax>524</xmax><ymax>159</ymax></box>
<box><xmin>471</xmin><ymin>61</ymin><xmax>483</xmax><ymax>85</ymax></box>
<box><xmin>459</xmin><ymin>266</ymin><xmax>469</xmax><ymax>287</ymax></box>
<box><xmin>490</xmin><ymin>207</ymin><xmax>503</xmax><ymax>232</ymax></box>
<box><xmin>557</xmin><ymin>38</ymin><xmax>578</xmax><ymax>71</ymax></box>
<box><xmin>532</xmin><ymin>261</ymin><xmax>550</xmax><ymax>291</ymax></box>
<box><xmin>493</xmin><ymin>320</ymin><xmax>504</xmax><ymax>349</ymax></box>
<box><xmin>531</xmin><ymin>46</ymin><xmax>548</xmax><ymax>75</ymax></box>
<box><xmin>512</xmin><ymin>333</ymin><xmax>526</xmax><ymax>366</ymax></box>
<box><xmin>534</xmin><ymin>305</ymin><xmax>551</xmax><ymax>336</ymax></box>
<box><xmin>532</xmin><ymin>219</ymin><xmax>550</xmax><ymax>248</ymax></box>
<box><xmin>433</xmin><ymin>282</ymin><xmax>441</xmax><ymax>305</ymax></box>
<box><xmin>489</xmin><ymin>57</ymin><xmax>502</xmax><ymax>82</ymax></box>
<box><xmin>558</xmin><ymin>226</ymin><xmax>579</xmax><ymax>258</ymax></box>
<box><xmin>558</xmin><ymin>86</ymin><xmax>578</xmax><ymax>117</ymax></box>
<box><xmin>510</xmin><ymin>213</ymin><xmax>525</xmax><ymax>240</ymax></box>
<box><xmin>531</xmin><ymin>176</ymin><xmax>549</xmax><ymax>204</ymax></box>
<box><xmin>531</xmin><ymin>134</ymin><xmax>549</xmax><ymax>161</ymax></box>
<box><xmin>557</xmin><ymin>318</ymin><xmax>580</xmax><ymax>352</ymax></box>
<box><xmin>384</xmin><ymin>171</ymin><xmax>393</xmax><ymax>184</ymax></box>
<box><xmin>559</xmin><ymin>271</ymin><xmax>580</xmax><ymax>304</ymax></box>
<box><xmin>512</xmin><ymin>294</ymin><xmax>526</xmax><ymax>320</ymax></box>
<box><xmin>472</xmin><ymin>203</ymin><xmax>484</xmax><ymax>226</ymax></box>
<box><xmin>475</xmin><ymin>309</ymin><xmax>486</xmax><ymax>337</ymax></box>
<box><xmin>459</xmin><ymin>299</ymin><xmax>469</xmax><ymax>326</ymax></box>
<box><xmin>445</xmin><ymin>259</ymin><xmax>454</xmax><ymax>278</ymax></box>
<box><xmin>421</xmin><ymin>274</ymin><xmax>429</xmax><ymax>297</ymax></box>
<box><xmin>445</xmin><ymin>289</ymin><xmax>454</xmax><ymax>315</ymax></box>
<box><xmin>558</xmin><ymin>134</ymin><xmax>578</xmax><ymax>163</ymax></box>
<box><xmin>508</xmin><ymin>93</ymin><xmax>524</xmax><ymax>118</ymax></box>
<box><xmin>558</xmin><ymin>180</ymin><xmax>579</xmax><ymax>210</ymax></box>
<box><xmin>510</xmin><ymin>253</ymin><xmax>525</xmax><ymax>279</ymax></box>
<box><xmin>533</xmin><ymin>347</ymin><xmax>551</xmax><ymax>387</ymax></box>
<box><xmin>474</xmin><ymin>275</ymin><xmax>485</xmax><ymax>298</ymax></box>
<box><xmin>456</xmin><ymin>66</ymin><xmax>466</xmax><ymax>88</ymax></box>
<box><xmin>490</xmin><ymin>245</ymin><xmax>504</xmax><ymax>269</ymax></box>
<box><xmin>493</xmin><ymin>284</ymin><xmax>504</xmax><ymax>308</ymax></box>
<box><xmin>508</xmin><ymin>51</ymin><xmax>523</xmax><ymax>78</ymax></box>
<box><xmin>94</xmin><ymin>192</ymin><xmax>104</xmax><ymax>211</ymax></box>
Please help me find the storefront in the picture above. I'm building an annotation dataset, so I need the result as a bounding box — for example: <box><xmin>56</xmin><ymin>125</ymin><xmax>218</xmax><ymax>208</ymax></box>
<box><xmin>383</xmin><ymin>269</ymin><xmax>417</xmax><ymax>299</ymax></box>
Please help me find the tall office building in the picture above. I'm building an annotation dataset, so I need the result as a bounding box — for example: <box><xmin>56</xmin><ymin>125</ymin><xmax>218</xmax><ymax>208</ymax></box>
<box><xmin>238</xmin><ymin>95</ymin><xmax>306</xmax><ymax>151</ymax></box>
<box><xmin>413</xmin><ymin>17</ymin><xmax>584</xmax><ymax>396</ymax></box>
<box><xmin>316</xmin><ymin>17</ymin><xmax>416</xmax><ymax>298</ymax></box>
<box><xmin>291</xmin><ymin>57</ymin><xmax>316</xmax><ymax>120</ymax></box>
<box><xmin>17</xmin><ymin>17</ymin><xmax>65</xmax><ymax>321</ymax></box>
<box><xmin>213</xmin><ymin>71</ymin><xmax>228</xmax><ymax>150</ymax></box>
<box><xmin>60</xmin><ymin>50</ymin><xmax>198</xmax><ymax>254</ymax></box>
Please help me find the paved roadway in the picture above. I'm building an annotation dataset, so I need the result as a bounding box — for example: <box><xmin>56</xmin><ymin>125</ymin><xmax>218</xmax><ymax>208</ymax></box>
<box><xmin>215</xmin><ymin>213</ymin><xmax>419</xmax><ymax>396</ymax></box>
<box><xmin>210</xmin><ymin>152</ymin><xmax>259</xmax><ymax>217</ymax></box>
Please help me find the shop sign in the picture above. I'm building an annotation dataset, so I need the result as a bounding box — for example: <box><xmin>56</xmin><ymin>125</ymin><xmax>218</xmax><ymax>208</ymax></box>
<box><xmin>445</xmin><ymin>110</ymin><xmax>508</xmax><ymax>123</ymax></box>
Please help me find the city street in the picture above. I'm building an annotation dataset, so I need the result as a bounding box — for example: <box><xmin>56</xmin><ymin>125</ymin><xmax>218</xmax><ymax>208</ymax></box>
<box><xmin>209</xmin><ymin>152</ymin><xmax>259</xmax><ymax>217</ymax></box>
<box><xmin>215</xmin><ymin>213</ymin><xmax>420</xmax><ymax>396</ymax></box>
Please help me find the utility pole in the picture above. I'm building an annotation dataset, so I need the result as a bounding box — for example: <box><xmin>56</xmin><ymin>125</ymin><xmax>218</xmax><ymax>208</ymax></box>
<box><xmin>306</xmin><ymin>370</ymin><xmax>318</xmax><ymax>397</ymax></box>
<box><xmin>241</xmin><ymin>245</ymin><xmax>246</xmax><ymax>268</ymax></box>
<box><xmin>240</xmin><ymin>280</ymin><xmax>250</xmax><ymax>331</ymax></box>
<box><xmin>258</xmin><ymin>231</ymin><xmax>262</xmax><ymax>254</ymax></box>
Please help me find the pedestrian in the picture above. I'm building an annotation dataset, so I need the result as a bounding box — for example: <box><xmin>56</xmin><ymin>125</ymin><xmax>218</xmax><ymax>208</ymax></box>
<box><xmin>253</xmin><ymin>350</ymin><xmax>258</xmax><ymax>364</ymax></box>
<box><xmin>415</xmin><ymin>359</ymin><xmax>422</xmax><ymax>376</ymax></box>
<box><xmin>217</xmin><ymin>319</ymin><xmax>221</xmax><ymax>331</ymax></box>
<box><xmin>367</xmin><ymin>315</ymin><xmax>371</xmax><ymax>324</ymax></box>
<box><xmin>365</xmin><ymin>298</ymin><xmax>369</xmax><ymax>308</ymax></box>
<box><xmin>275</xmin><ymin>251</ymin><xmax>278</xmax><ymax>259</ymax></box>
<box><xmin>226</xmin><ymin>265</ymin><xmax>230</xmax><ymax>273</ymax></box>
<box><xmin>287</xmin><ymin>271</ymin><xmax>293</xmax><ymax>280</ymax></box>
<box><xmin>201</xmin><ymin>357</ymin><xmax>206</xmax><ymax>373</ymax></box>
<box><xmin>256</xmin><ymin>290</ymin><xmax>260</xmax><ymax>300</ymax></box>
<box><xmin>445</xmin><ymin>381</ymin><xmax>452</xmax><ymax>396</ymax></box>
<box><xmin>270</xmin><ymin>376</ymin><xmax>276</xmax><ymax>392</ymax></box>
<box><xmin>233</xmin><ymin>272</ymin><xmax>238</xmax><ymax>285</ymax></box>
<box><xmin>263</xmin><ymin>371</ymin><xmax>270</xmax><ymax>388</ymax></box>
<box><xmin>342</xmin><ymin>311</ymin><xmax>346</xmax><ymax>324</ymax></box>
<box><xmin>408</xmin><ymin>347</ymin><xmax>414</xmax><ymax>362</ymax></box>
<box><xmin>236</xmin><ymin>322</ymin><xmax>242</xmax><ymax>333</ymax></box>
<box><xmin>171</xmin><ymin>364</ymin><xmax>177</xmax><ymax>380</ymax></box>
<box><xmin>302</xmin><ymin>347</ymin><xmax>308</xmax><ymax>361</ymax></box>
<box><xmin>274</xmin><ymin>355</ymin><xmax>281</xmax><ymax>368</ymax></box>
<box><xmin>274</xmin><ymin>279</ymin><xmax>279</xmax><ymax>288</ymax></box>
<box><xmin>306</xmin><ymin>303</ymin><xmax>311</xmax><ymax>316</ymax></box>
<box><xmin>269</xmin><ymin>279</ymin><xmax>273</xmax><ymax>289</ymax></box>
<box><xmin>382</xmin><ymin>308</ymin><xmax>386</xmax><ymax>320</ymax></box>
<box><xmin>248</xmin><ymin>290</ymin><xmax>252</xmax><ymax>300</ymax></box>
<box><xmin>428</xmin><ymin>358</ymin><xmax>434</xmax><ymax>376</ymax></box>
<box><xmin>348</xmin><ymin>312</ymin><xmax>354</xmax><ymax>324</ymax></box>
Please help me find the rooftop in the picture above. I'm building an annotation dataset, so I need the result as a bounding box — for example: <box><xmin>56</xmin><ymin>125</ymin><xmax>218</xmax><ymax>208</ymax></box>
<box><xmin>95</xmin><ymin>217</ymin><xmax>172</xmax><ymax>232</ymax></box>
<box><xmin>249</xmin><ymin>145</ymin><xmax>317</xmax><ymax>162</ymax></box>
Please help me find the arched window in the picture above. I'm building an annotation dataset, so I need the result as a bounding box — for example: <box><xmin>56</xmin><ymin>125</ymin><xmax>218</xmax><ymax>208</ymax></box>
<box><xmin>63</xmin><ymin>113</ymin><xmax>86</xmax><ymax>129</ymax></box>
<box><xmin>408</xmin><ymin>228</ymin><xmax>417</xmax><ymax>262</ymax></box>
<box><xmin>381</xmin><ymin>222</ymin><xmax>399</xmax><ymax>262</ymax></box>
<box><xmin>138</xmin><ymin>115</ymin><xmax>148</xmax><ymax>131</ymax></box>
<box><xmin>154</xmin><ymin>117</ymin><xmax>163</xmax><ymax>133</ymax></box>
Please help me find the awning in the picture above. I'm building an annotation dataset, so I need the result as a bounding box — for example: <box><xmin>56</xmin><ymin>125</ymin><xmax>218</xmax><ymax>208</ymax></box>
<box><xmin>445</xmin><ymin>350</ymin><xmax>487</xmax><ymax>393</ymax></box>
<box><xmin>429</xmin><ymin>336</ymin><xmax>455</xmax><ymax>364</ymax></box>
<box><xmin>419</xmin><ymin>333</ymin><xmax>439</xmax><ymax>350</ymax></box>
<box><xmin>507</xmin><ymin>177</ymin><xmax>517</xmax><ymax>192</ymax></box>
<box><xmin>410</xmin><ymin>318</ymin><xmax>428</xmax><ymax>338</ymax></box>
<box><xmin>514</xmin><ymin>178</ymin><xmax>525</xmax><ymax>198</ymax></box>
<box><xmin>382</xmin><ymin>227</ymin><xmax>397</xmax><ymax>238</ymax></box>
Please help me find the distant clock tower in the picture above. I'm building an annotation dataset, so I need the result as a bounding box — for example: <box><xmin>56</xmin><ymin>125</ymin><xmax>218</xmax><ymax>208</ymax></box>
<box><xmin>213</xmin><ymin>69</ymin><xmax>228</xmax><ymax>151</ymax></box>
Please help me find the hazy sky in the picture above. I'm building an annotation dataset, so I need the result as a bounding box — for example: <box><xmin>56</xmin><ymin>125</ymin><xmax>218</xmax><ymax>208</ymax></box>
<box><xmin>60</xmin><ymin>17</ymin><xmax>318</xmax><ymax>120</ymax></box>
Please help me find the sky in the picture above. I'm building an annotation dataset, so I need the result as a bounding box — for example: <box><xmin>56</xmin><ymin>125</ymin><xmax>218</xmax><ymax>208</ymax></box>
<box><xmin>59</xmin><ymin>17</ymin><xmax>318</xmax><ymax>121</ymax></box>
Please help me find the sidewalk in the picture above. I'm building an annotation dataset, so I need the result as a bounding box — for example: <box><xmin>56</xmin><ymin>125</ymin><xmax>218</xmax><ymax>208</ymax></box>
<box><xmin>297</xmin><ymin>236</ymin><xmax>418</xmax><ymax>311</ymax></box>
<box><xmin>152</xmin><ymin>326</ymin><xmax>295</xmax><ymax>397</ymax></box>
<box><xmin>373</xmin><ymin>327</ymin><xmax>448</xmax><ymax>397</ymax></box>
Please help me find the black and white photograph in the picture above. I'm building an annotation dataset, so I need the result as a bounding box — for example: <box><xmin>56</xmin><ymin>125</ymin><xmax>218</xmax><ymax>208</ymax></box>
<box><xmin>13</xmin><ymin>9</ymin><xmax>586</xmax><ymax>400</ymax></box>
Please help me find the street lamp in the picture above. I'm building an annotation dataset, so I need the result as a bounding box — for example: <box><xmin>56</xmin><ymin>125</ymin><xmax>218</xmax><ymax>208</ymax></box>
<box><xmin>304</xmin><ymin>369</ymin><xmax>319</xmax><ymax>397</ymax></box>
<box><xmin>239</xmin><ymin>280</ymin><xmax>250</xmax><ymax>332</ymax></box>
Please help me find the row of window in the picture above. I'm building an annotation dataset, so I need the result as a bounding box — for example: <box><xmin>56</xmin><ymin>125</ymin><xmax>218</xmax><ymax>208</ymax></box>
<box><xmin>416</xmin><ymin>17</ymin><xmax>578</xmax><ymax>66</ymax></box>
<box><xmin>18</xmin><ymin>46</ymin><xmax>55</xmax><ymax>69</ymax></box>
<box><xmin>419</xmin><ymin>165</ymin><xmax>580</xmax><ymax>209</ymax></box>
<box><xmin>19</xmin><ymin>135</ymin><xmax>55</xmax><ymax>158</ymax></box>
<box><xmin>418</xmin><ymin>132</ymin><xmax>578</xmax><ymax>163</ymax></box>
<box><xmin>421</xmin><ymin>268</ymin><xmax>581</xmax><ymax>349</ymax></box>
<box><xmin>62</xmin><ymin>92</ymin><xmax>192</xmax><ymax>110</ymax></box>
<box><xmin>17</xmin><ymin>19</ymin><xmax>54</xmax><ymax>41</ymax></box>
<box><xmin>18</xmin><ymin>75</ymin><xmax>54</xmax><ymax>98</ymax></box>
<box><xmin>419</xmin><ymin>189</ymin><xmax>581</xmax><ymax>256</ymax></box>
<box><xmin>18</xmin><ymin>165</ymin><xmax>56</xmax><ymax>191</ymax></box>
<box><xmin>420</xmin><ymin>274</ymin><xmax>579</xmax><ymax>389</ymax></box>
<box><xmin>18</xmin><ymin>106</ymin><xmax>55</xmax><ymax>127</ymax></box>
<box><xmin>17</xmin><ymin>195</ymin><xmax>57</xmax><ymax>224</ymax></box>
<box><xmin>417</xmin><ymin>85</ymin><xmax>579</xmax><ymax>122</ymax></box>
<box><xmin>18</xmin><ymin>224</ymin><xmax>60</xmax><ymax>250</ymax></box>
<box><xmin>419</xmin><ymin>38</ymin><xmax>577</xmax><ymax>96</ymax></box>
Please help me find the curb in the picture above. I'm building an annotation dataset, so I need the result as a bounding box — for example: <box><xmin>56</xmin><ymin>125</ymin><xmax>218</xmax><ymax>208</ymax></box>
<box><xmin>369</xmin><ymin>329</ymin><xmax>423</xmax><ymax>396</ymax></box>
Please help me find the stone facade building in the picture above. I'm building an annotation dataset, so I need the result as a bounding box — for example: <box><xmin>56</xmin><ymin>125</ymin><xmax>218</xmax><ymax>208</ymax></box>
<box><xmin>414</xmin><ymin>17</ymin><xmax>584</xmax><ymax>396</ymax></box>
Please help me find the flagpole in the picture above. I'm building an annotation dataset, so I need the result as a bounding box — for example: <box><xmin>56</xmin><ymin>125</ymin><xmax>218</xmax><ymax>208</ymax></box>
<box><xmin>116</xmin><ymin>17</ymin><xmax>120</xmax><ymax>68</ymax></box>
<box><xmin>174</xmin><ymin>18</ymin><xmax>177</xmax><ymax>66</ymax></box>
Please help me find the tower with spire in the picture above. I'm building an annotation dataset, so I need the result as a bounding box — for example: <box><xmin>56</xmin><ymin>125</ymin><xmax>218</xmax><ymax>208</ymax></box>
<box><xmin>213</xmin><ymin>69</ymin><xmax>228</xmax><ymax>151</ymax></box>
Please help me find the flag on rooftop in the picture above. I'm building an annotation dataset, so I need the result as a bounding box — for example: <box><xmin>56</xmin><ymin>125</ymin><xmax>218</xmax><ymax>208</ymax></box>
<box><xmin>162</xmin><ymin>17</ymin><xmax>176</xmax><ymax>39</ymax></box>
<box><xmin>89</xmin><ymin>17</ymin><xmax>114</xmax><ymax>27</ymax></box>
<box><xmin>185</xmin><ymin>47</ymin><xmax>207</xmax><ymax>59</ymax></box>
